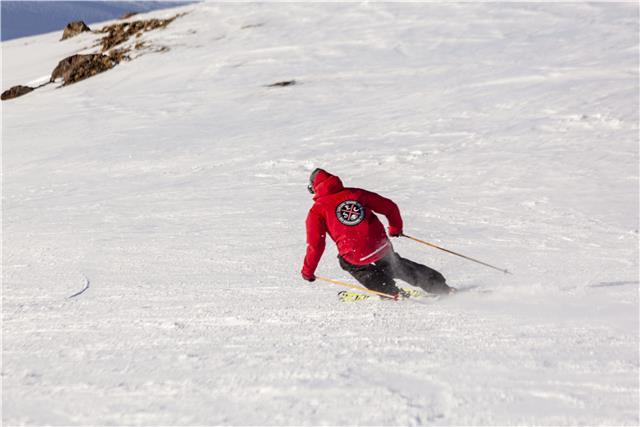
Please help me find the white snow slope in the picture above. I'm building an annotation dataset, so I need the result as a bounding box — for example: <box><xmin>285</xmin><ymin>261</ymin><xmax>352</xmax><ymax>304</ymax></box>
<box><xmin>2</xmin><ymin>3</ymin><xmax>639</xmax><ymax>426</ymax></box>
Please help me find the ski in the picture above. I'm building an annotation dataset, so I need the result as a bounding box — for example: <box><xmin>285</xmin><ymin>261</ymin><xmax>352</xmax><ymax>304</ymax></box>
<box><xmin>399</xmin><ymin>287</ymin><xmax>426</xmax><ymax>299</ymax></box>
<box><xmin>337</xmin><ymin>287</ymin><xmax>437</xmax><ymax>302</ymax></box>
<box><xmin>337</xmin><ymin>290</ymin><xmax>372</xmax><ymax>302</ymax></box>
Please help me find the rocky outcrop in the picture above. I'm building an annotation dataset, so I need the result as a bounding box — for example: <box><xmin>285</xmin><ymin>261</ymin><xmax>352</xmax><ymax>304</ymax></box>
<box><xmin>98</xmin><ymin>15</ymin><xmax>181</xmax><ymax>52</ymax></box>
<box><xmin>1</xmin><ymin>85</ymin><xmax>34</xmax><ymax>101</ymax></box>
<box><xmin>50</xmin><ymin>54</ymin><xmax>117</xmax><ymax>85</ymax></box>
<box><xmin>3</xmin><ymin>13</ymin><xmax>184</xmax><ymax>99</ymax></box>
<box><xmin>61</xmin><ymin>21</ymin><xmax>91</xmax><ymax>40</ymax></box>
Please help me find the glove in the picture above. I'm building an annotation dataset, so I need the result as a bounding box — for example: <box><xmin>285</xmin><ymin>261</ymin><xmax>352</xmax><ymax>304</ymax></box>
<box><xmin>301</xmin><ymin>272</ymin><xmax>316</xmax><ymax>282</ymax></box>
<box><xmin>388</xmin><ymin>226</ymin><xmax>403</xmax><ymax>237</ymax></box>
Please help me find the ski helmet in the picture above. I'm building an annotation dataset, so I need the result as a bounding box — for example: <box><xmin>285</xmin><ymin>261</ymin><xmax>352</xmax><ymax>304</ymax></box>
<box><xmin>307</xmin><ymin>168</ymin><xmax>323</xmax><ymax>194</ymax></box>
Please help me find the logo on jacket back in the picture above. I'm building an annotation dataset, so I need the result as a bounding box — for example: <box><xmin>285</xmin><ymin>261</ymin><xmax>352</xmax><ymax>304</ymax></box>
<box><xmin>336</xmin><ymin>200</ymin><xmax>365</xmax><ymax>226</ymax></box>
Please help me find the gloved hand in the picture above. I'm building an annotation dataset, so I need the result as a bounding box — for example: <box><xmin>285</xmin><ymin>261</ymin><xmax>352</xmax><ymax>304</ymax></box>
<box><xmin>301</xmin><ymin>272</ymin><xmax>316</xmax><ymax>282</ymax></box>
<box><xmin>388</xmin><ymin>226</ymin><xmax>403</xmax><ymax>238</ymax></box>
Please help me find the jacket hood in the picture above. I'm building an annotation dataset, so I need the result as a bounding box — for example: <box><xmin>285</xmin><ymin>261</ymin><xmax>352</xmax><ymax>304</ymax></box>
<box><xmin>311</xmin><ymin>169</ymin><xmax>344</xmax><ymax>199</ymax></box>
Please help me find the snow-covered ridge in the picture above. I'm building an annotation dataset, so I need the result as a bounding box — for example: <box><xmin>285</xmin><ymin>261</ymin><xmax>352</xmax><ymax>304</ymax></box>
<box><xmin>2</xmin><ymin>2</ymin><xmax>638</xmax><ymax>425</ymax></box>
<box><xmin>0</xmin><ymin>1</ymin><xmax>190</xmax><ymax>41</ymax></box>
<box><xmin>2</xmin><ymin>9</ymin><xmax>189</xmax><ymax>100</ymax></box>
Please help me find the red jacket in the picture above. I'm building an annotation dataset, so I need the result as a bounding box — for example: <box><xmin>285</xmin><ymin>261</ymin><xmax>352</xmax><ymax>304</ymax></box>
<box><xmin>302</xmin><ymin>170</ymin><xmax>403</xmax><ymax>278</ymax></box>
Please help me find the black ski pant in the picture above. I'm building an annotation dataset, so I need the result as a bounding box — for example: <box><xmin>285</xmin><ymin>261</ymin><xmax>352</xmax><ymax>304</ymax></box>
<box><xmin>339</xmin><ymin>251</ymin><xmax>451</xmax><ymax>295</ymax></box>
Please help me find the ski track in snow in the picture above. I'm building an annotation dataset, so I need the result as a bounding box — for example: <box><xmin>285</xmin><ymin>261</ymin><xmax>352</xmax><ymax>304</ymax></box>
<box><xmin>2</xmin><ymin>2</ymin><xmax>639</xmax><ymax>426</ymax></box>
<box><xmin>66</xmin><ymin>274</ymin><xmax>90</xmax><ymax>299</ymax></box>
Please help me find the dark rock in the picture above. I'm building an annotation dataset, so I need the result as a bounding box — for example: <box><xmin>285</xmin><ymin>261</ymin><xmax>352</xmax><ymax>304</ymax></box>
<box><xmin>61</xmin><ymin>21</ymin><xmax>91</xmax><ymax>40</ymax></box>
<box><xmin>108</xmin><ymin>48</ymin><xmax>131</xmax><ymax>62</ymax></box>
<box><xmin>50</xmin><ymin>54</ymin><xmax>117</xmax><ymax>86</ymax></box>
<box><xmin>267</xmin><ymin>80</ymin><xmax>296</xmax><ymax>87</ymax></box>
<box><xmin>120</xmin><ymin>12</ymin><xmax>139</xmax><ymax>20</ymax></box>
<box><xmin>1</xmin><ymin>85</ymin><xmax>34</xmax><ymax>101</ymax></box>
<box><xmin>98</xmin><ymin>15</ymin><xmax>182</xmax><ymax>52</ymax></box>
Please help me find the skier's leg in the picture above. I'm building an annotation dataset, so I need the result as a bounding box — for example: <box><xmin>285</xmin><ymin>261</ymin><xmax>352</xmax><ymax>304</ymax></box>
<box><xmin>390</xmin><ymin>252</ymin><xmax>453</xmax><ymax>294</ymax></box>
<box><xmin>338</xmin><ymin>256</ymin><xmax>399</xmax><ymax>296</ymax></box>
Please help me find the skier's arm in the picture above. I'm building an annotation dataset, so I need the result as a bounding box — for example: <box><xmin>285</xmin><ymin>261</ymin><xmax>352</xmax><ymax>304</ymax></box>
<box><xmin>301</xmin><ymin>209</ymin><xmax>327</xmax><ymax>280</ymax></box>
<box><xmin>361</xmin><ymin>190</ymin><xmax>403</xmax><ymax>236</ymax></box>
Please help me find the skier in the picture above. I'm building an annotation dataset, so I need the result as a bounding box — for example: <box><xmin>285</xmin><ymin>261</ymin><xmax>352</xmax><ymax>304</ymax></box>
<box><xmin>301</xmin><ymin>168</ymin><xmax>456</xmax><ymax>297</ymax></box>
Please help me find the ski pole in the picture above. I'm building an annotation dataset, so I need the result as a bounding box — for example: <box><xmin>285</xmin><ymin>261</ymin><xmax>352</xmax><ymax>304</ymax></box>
<box><xmin>315</xmin><ymin>276</ymin><xmax>399</xmax><ymax>300</ymax></box>
<box><xmin>401</xmin><ymin>233</ymin><xmax>511</xmax><ymax>274</ymax></box>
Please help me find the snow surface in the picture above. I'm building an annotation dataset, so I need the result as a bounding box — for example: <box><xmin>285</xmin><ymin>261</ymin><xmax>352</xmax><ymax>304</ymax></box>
<box><xmin>2</xmin><ymin>2</ymin><xmax>639</xmax><ymax>425</ymax></box>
